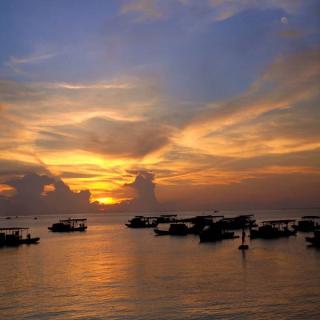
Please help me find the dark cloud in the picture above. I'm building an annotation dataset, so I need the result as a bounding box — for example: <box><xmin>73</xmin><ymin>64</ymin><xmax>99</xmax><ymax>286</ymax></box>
<box><xmin>108</xmin><ymin>171</ymin><xmax>160</xmax><ymax>212</ymax></box>
<box><xmin>0</xmin><ymin>173</ymin><xmax>98</xmax><ymax>215</ymax></box>
<box><xmin>36</xmin><ymin>117</ymin><xmax>172</xmax><ymax>158</ymax></box>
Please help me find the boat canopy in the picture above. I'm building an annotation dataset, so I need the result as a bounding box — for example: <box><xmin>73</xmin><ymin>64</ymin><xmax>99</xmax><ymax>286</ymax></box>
<box><xmin>262</xmin><ymin>219</ymin><xmax>296</xmax><ymax>225</ymax></box>
<box><xmin>59</xmin><ymin>218</ymin><xmax>87</xmax><ymax>223</ymax></box>
<box><xmin>160</xmin><ymin>214</ymin><xmax>177</xmax><ymax>217</ymax></box>
<box><xmin>0</xmin><ymin>227</ymin><xmax>29</xmax><ymax>231</ymax></box>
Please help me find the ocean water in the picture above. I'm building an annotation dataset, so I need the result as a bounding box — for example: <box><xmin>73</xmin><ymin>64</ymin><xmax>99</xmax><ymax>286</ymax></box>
<box><xmin>0</xmin><ymin>209</ymin><xmax>319</xmax><ymax>320</ymax></box>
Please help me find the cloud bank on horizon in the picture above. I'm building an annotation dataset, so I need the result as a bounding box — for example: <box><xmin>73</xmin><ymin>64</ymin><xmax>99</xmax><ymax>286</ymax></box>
<box><xmin>0</xmin><ymin>0</ymin><xmax>319</xmax><ymax>212</ymax></box>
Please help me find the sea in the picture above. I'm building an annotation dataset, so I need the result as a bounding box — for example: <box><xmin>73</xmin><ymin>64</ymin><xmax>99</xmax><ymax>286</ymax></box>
<box><xmin>0</xmin><ymin>209</ymin><xmax>319</xmax><ymax>320</ymax></box>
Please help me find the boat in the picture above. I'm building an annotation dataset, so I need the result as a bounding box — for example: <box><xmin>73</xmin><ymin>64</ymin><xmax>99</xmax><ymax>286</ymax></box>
<box><xmin>156</xmin><ymin>214</ymin><xmax>177</xmax><ymax>224</ymax></box>
<box><xmin>48</xmin><ymin>218</ymin><xmax>87</xmax><ymax>232</ymax></box>
<box><xmin>180</xmin><ymin>215</ymin><xmax>224</xmax><ymax>235</ymax></box>
<box><xmin>125</xmin><ymin>216</ymin><xmax>158</xmax><ymax>228</ymax></box>
<box><xmin>199</xmin><ymin>223</ymin><xmax>239</xmax><ymax>243</ymax></box>
<box><xmin>0</xmin><ymin>227</ymin><xmax>40</xmax><ymax>247</ymax></box>
<box><xmin>154</xmin><ymin>223</ymin><xmax>188</xmax><ymax>236</ymax></box>
<box><xmin>305</xmin><ymin>230</ymin><xmax>320</xmax><ymax>247</ymax></box>
<box><xmin>293</xmin><ymin>216</ymin><xmax>319</xmax><ymax>232</ymax></box>
<box><xmin>220</xmin><ymin>215</ymin><xmax>256</xmax><ymax>230</ymax></box>
<box><xmin>250</xmin><ymin>220</ymin><xmax>297</xmax><ymax>239</ymax></box>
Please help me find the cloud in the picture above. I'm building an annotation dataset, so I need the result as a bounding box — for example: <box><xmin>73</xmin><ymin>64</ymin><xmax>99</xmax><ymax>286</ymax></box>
<box><xmin>109</xmin><ymin>171</ymin><xmax>160</xmax><ymax>212</ymax></box>
<box><xmin>35</xmin><ymin>116</ymin><xmax>173</xmax><ymax>158</ymax></box>
<box><xmin>177</xmin><ymin>48</ymin><xmax>320</xmax><ymax>157</ymax></box>
<box><xmin>121</xmin><ymin>0</ymin><xmax>164</xmax><ymax>21</ymax></box>
<box><xmin>120</xmin><ymin>0</ymin><xmax>304</xmax><ymax>22</ymax></box>
<box><xmin>0</xmin><ymin>173</ymin><xmax>97</xmax><ymax>215</ymax></box>
<box><xmin>6</xmin><ymin>52</ymin><xmax>57</xmax><ymax>74</ymax></box>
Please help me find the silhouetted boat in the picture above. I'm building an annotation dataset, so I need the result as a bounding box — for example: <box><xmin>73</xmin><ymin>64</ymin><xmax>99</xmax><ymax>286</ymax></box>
<box><xmin>250</xmin><ymin>220</ymin><xmax>297</xmax><ymax>239</ymax></box>
<box><xmin>293</xmin><ymin>216</ymin><xmax>319</xmax><ymax>232</ymax></box>
<box><xmin>156</xmin><ymin>214</ymin><xmax>177</xmax><ymax>224</ymax></box>
<box><xmin>126</xmin><ymin>216</ymin><xmax>158</xmax><ymax>228</ymax></box>
<box><xmin>180</xmin><ymin>215</ymin><xmax>224</xmax><ymax>235</ymax></box>
<box><xmin>0</xmin><ymin>227</ymin><xmax>40</xmax><ymax>247</ymax></box>
<box><xmin>305</xmin><ymin>230</ymin><xmax>320</xmax><ymax>247</ymax></box>
<box><xmin>154</xmin><ymin>223</ymin><xmax>188</xmax><ymax>236</ymax></box>
<box><xmin>199</xmin><ymin>223</ymin><xmax>238</xmax><ymax>242</ymax></box>
<box><xmin>48</xmin><ymin>218</ymin><xmax>87</xmax><ymax>232</ymax></box>
<box><xmin>220</xmin><ymin>215</ymin><xmax>256</xmax><ymax>230</ymax></box>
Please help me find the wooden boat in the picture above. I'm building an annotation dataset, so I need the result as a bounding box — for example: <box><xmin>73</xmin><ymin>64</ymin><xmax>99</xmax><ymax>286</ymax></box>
<box><xmin>199</xmin><ymin>224</ymin><xmax>238</xmax><ymax>242</ymax></box>
<box><xmin>250</xmin><ymin>220</ymin><xmax>297</xmax><ymax>239</ymax></box>
<box><xmin>0</xmin><ymin>227</ymin><xmax>40</xmax><ymax>246</ymax></box>
<box><xmin>48</xmin><ymin>218</ymin><xmax>87</xmax><ymax>232</ymax></box>
<box><xmin>294</xmin><ymin>216</ymin><xmax>319</xmax><ymax>232</ymax></box>
<box><xmin>156</xmin><ymin>214</ymin><xmax>177</xmax><ymax>224</ymax></box>
<box><xmin>154</xmin><ymin>223</ymin><xmax>188</xmax><ymax>236</ymax></box>
<box><xmin>125</xmin><ymin>216</ymin><xmax>158</xmax><ymax>228</ymax></box>
<box><xmin>306</xmin><ymin>230</ymin><xmax>320</xmax><ymax>247</ymax></box>
<box><xmin>220</xmin><ymin>215</ymin><xmax>256</xmax><ymax>230</ymax></box>
<box><xmin>184</xmin><ymin>215</ymin><xmax>224</xmax><ymax>235</ymax></box>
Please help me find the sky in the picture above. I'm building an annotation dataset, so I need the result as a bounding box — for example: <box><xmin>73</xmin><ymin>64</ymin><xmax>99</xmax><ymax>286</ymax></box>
<box><xmin>0</xmin><ymin>0</ymin><xmax>319</xmax><ymax>213</ymax></box>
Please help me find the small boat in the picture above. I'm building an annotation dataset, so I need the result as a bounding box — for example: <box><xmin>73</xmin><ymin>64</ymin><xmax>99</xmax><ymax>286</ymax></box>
<box><xmin>179</xmin><ymin>215</ymin><xmax>224</xmax><ymax>235</ymax></box>
<box><xmin>250</xmin><ymin>220</ymin><xmax>297</xmax><ymax>239</ymax></box>
<box><xmin>125</xmin><ymin>216</ymin><xmax>158</xmax><ymax>228</ymax></box>
<box><xmin>220</xmin><ymin>215</ymin><xmax>256</xmax><ymax>230</ymax></box>
<box><xmin>0</xmin><ymin>227</ymin><xmax>40</xmax><ymax>247</ymax></box>
<box><xmin>48</xmin><ymin>218</ymin><xmax>87</xmax><ymax>232</ymax></box>
<box><xmin>156</xmin><ymin>214</ymin><xmax>177</xmax><ymax>224</ymax></box>
<box><xmin>306</xmin><ymin>230</ymin><xmax>320</xmax><ymax>247</ymax></box>
<box><xmin>199</xmin><ymin>223</ymin><xmax>238</xmax><ymax>243</ymax></box>
<box><xmin>294</xmin><ymin>216</ymin><xmax>319</xmax><ymax>232</ymax></box>
<box><xmin>154</xmin><ymin>223</ymin><xmax>188</xmax><ymax>236</ymax></box>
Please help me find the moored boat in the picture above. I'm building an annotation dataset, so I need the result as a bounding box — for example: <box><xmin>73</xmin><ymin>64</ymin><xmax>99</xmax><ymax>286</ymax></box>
<box><xmin>0</xmin><ymin>227</ymin><xmax>40</xmax><ymax>246</ymax></box>
<box><xmin>48</xmin><ymin>218</ymin><xmax>87</xmax><ymax>232</ymax></box>
<box><xmin>154</xmin><ymin>223</ymin><xmax>188</xmax><ymax>236</ymax></box>
<box><xmin>199</xmin><ymin>223</ymin><xmax>238</xmax><ymax>243</ymax></box>
<box><xmin>294</xmin><ymin>216</ymin><xmax>319</xmax><ymax>232</ymax></box>
<box><xmin>305</xmin><ymin>230</ymin><xmax>320</xmax><ymax>247</ymax></box>
<box><xmin>250</xmin><ymin>220</ymin><xmax>297</xmax><ymax>239</ymax></box>
<box><xmin>125</xmin><ymin>216</ymin><xmax>158</xmax><ymax>228</ymax></box>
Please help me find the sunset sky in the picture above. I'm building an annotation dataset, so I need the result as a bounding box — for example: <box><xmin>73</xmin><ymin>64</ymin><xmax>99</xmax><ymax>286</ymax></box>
<box><xmin>0</xmin><ymin>0</ymin><xmax>319</xmax><ymax>211</ymax></box>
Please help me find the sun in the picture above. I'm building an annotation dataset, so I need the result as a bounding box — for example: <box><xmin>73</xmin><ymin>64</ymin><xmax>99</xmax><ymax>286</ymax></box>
<box><xmin>95</xmin><ymin>197</ymin><xmax>118</xmax><ymax>205</ymax></box>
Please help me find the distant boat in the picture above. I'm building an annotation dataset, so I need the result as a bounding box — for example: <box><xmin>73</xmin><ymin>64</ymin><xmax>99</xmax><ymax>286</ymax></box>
<box><xmin>48</xmin><ymin>218</ymin><xmax>87</xmax><ymax>232</ymax></box>
<box><xmin>250</xmin><ymin>220</ymin><xmax>297</xmax><ymax>239</ymax></box>
<box><xmin>199</xmin><ymin>224</ymin><xmax>238</xmax><ymax>242</ymax></box>
<box><xmin>154</xmin><ymin>223</ymin><xmax>188</xmax><ymax>236</ymax></box>
<box><xmin>0</xmin><ymin>227</ymin><xmax>40</xmax><ymax>247</ymax></box>
<box><xmin>294</xmin><ymin>216</ymin><xmax>319</xmax><ymax>232</ymax></box>
<box><xmin>125</xmin><ymin>216</ymin><xmax>158</xmax><ymax>228</ymax></box>
<box><xmin>305</xmin><ymin>230</ymin><xmax>320</xmax><ymax>247</ymax></box>
<box><xmin>220</xmin><ymin>215</ymin><xmax>256</xmax><ymax>230</ymax></box>
<box><xmin>156</xmin><ymin>214</ymin><xmax>177</xmax><ymax>224</ymax></box>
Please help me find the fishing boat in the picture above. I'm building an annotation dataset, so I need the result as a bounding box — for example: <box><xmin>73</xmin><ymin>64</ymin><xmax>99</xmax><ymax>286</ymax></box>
<box><xmin>305</xmin><ymin>230</ymin><xmax>320</xmax><ymax>247</ymax></box>
<box><xmin>294</xmin><ymin>216</ymin><xmax>319</xmax><ymax>232</ymax></box>
<box><xmin>154</xmin><ymin>223</ymin><xmax>188</xmax><ymax>236</ymax></box>
<box><xmin>156</xmin><ymin>214</ymin><xmax>177</xmax><ymax>224</ymax></box>
<box><xmin>125</xmin><ymin>216</ymin><xmax>158</xmax><ymax>228</ymax></box>
<box><xmin>180</xmin><ymin>215</ymin><xmax>224</xmax><ymax>235</ymax></box>
<box><xmin>0</xmin><ymin>227</ymin><xmax>40</xmax><ymax>247</ymax></box>
<box><xmin>48</xmin><ymin>218</ymin><xmax>87</xmax><ymax>232</ymax></box>
<box><xmin>250</xmin><ymin>220</ymin><xmax>297</xmax><ymax>239</ymax></box>
<box><xmin>220</xmin><ymin>215</ymin><xmax>256</xmax><ymax>230</ymax></box>
<box><xmin>199</xmin><ymin>223</ymin><xmax>238</xmax><ymax>242</ymax></box>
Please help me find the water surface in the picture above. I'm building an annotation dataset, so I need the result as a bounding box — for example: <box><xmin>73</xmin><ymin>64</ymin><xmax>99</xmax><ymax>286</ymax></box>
<box><xmin>0</xmin><ymin>209</ymin><xmax>319</xmax><ymax>319</ymax></box>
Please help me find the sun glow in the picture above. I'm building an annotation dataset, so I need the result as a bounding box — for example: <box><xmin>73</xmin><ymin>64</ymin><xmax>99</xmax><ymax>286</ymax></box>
<box><xmin>95</xmin><ymin>197</ymin><xmax>119</xmax><ymax>205</ymax></box>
